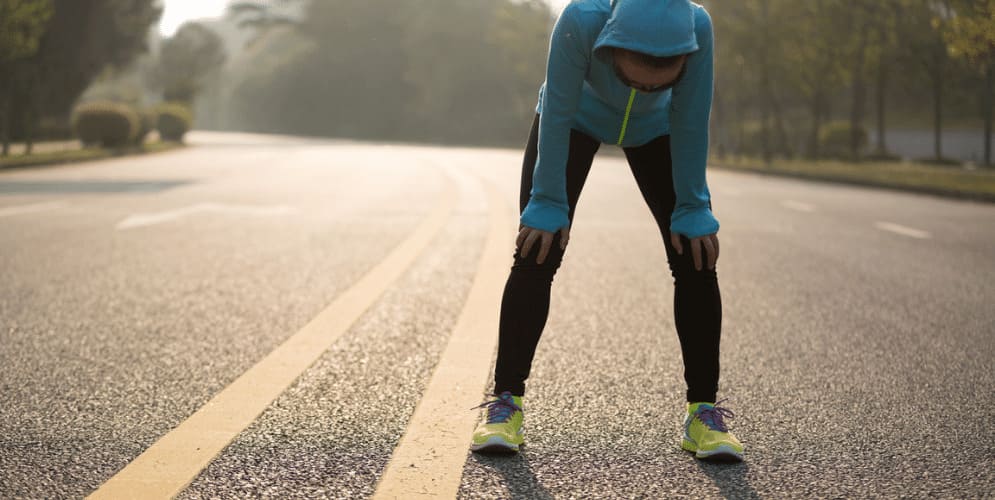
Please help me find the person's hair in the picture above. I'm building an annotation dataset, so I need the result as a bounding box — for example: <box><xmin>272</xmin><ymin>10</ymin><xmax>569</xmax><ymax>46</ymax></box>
<box><xmin>616</xmin><ymin>48</ymin><xmax>685</xmax><ymax>69</ymax></box>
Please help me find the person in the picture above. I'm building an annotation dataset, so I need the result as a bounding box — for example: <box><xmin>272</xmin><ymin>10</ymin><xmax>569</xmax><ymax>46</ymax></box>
<box><xmin>468</xmin><ymin>0</ymin><xmax>744</xmax><ymax>461</ymax></box>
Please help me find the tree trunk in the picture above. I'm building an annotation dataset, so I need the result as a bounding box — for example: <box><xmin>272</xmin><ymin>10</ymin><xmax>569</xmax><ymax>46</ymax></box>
<box><xmin>984</xmin><ymin>62</ymin><xmax>993</xmax><ymax>167</ymax></box>
<box><xmin>760</xmin><ymin>0</ymin><xmax>771</xmax><ymax>166</ymax></box>
<box><xmin>850</xmin><ymin>27</ymin><xmax>868</xmax><ymax>162</ymax></box>
<box><xmin>770</xmin><ymin>91</ymin><xmax>793</xmax><ymax>158</ymax></box>
<box><xmin>1</xmin><ymin>92</ymin><xmax>9</xmax><ymax>157</ymax></box>
<box><xmin>933</xmin><ymin>69</ymin><xmax>943</xmax><ymax>161</ymax></box>
<box><xmin>875</xmin><ymin>60</ymin><xmax>888</xmax><ymax>155</ymax></box>
<box><xmin>808</xmin><ymin>100</ymin><xmax>820</xmax><ymax>159</ymax></box>
<box><xmin>24</xmin><ymin>103</ymin><xmax>35</xmax><ymax>156</ymax></box>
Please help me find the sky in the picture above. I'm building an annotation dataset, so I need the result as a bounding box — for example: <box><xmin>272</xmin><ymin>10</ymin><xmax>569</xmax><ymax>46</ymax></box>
<box><xmin>159</xmin><ymin>0</ymin><xmax>230</xmax><ymax>37</ymax></box>
<box><xmin>159</xmin><ymin>0</ymin><xmax>570</xmax><ymax>38</ymax></box>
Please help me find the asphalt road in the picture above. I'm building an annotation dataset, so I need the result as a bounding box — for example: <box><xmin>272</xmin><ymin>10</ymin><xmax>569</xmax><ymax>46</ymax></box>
<box><xmin>1</xmin><ymin>131</ymin><xmax>992</xmax><ymax>499</ymax></box>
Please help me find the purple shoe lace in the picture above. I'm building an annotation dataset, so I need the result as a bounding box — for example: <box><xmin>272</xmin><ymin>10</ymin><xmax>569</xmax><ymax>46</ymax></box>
<box><xmin>469</xmin><ymin>391</ymin><xmax>522</xmax><ymax>424</ymax></box>
<box><xmin>694</xmin><ymin>397</ymin><xmax>736</xmax><ymax>432</ymax></box>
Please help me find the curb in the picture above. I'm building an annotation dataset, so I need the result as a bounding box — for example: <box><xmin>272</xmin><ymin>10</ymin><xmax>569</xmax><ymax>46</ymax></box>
<box><xmin>0</xmin><ymin>142</ymin><xmax>185</xmax><ymax>171</ymax></box>
<box><xmin>711</xmin><ymin>163</ymin><xmax>995</xmax><ymax>204</ymax></box>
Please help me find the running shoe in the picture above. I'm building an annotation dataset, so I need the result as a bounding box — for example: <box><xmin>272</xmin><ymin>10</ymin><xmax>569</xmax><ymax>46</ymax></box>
<box><xmin>681</xmin><ymin>398</ymin><xmax>744</xmax><ymax>461</ymax></box>
<box><xmin>469</xmin><ymin>391</ymin><xmax>524</xmax><ymax>453</ymax></box>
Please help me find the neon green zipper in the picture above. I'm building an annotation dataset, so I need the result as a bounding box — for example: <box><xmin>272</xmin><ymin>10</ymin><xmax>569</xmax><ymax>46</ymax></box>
<box><xmin>616</xmin><ymin>88</ymin><xmax>637</xmax><ymax>145</ymax></box>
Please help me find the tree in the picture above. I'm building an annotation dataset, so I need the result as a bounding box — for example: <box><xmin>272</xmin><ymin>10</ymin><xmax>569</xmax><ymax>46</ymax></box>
<box><xmin>941</xmin><ymin>0</ymin><xmax>995</xmax><ymax>166</ymax></box>
<box><xmin>0</xmin><ymin>0</ymin><xmax>53</xmax><ymax>155</ymax></box>
<box><xmin>777</xmin><ymin>0</ymin><xmax>849</xmax><ymax>159</ymax></box>
<box><xmin>157</xmin><ymin>22</ymin><xmax>227</xmax><ymax>104</ymax></box>
<box><xmin>7</xmin><ymin>0</ymin><xmax>161</xmax><ymax>152</ymax></box>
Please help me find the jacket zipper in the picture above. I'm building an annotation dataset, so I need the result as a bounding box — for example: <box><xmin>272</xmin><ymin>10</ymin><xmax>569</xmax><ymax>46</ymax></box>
<box><xmin>616</xmin><ymin>88</ymin><xmax>637</xmax><ymax>145</ymax></box>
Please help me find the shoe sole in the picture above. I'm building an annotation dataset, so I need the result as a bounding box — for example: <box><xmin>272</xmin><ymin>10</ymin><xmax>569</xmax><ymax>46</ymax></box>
<box><xmin>470</xmin><ymin>435</ymin><xmax>521</xmax><ymax>454</ymax></box>
<box><xmin>682</xmin><ymin>438</ymin><xmax>743</xmax><ymax>462</ymax></box>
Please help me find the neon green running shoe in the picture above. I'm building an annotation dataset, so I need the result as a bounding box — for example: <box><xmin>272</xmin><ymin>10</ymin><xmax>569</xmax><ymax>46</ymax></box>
<box><xmin>681</xmin><ymin>398</ymin><xmax>744</xmax><ymax>461</ymax></box>
<box><xmin>469</xmin><ymin>391</ymin><xmax>524</xmax><ymax>453</ymax></box>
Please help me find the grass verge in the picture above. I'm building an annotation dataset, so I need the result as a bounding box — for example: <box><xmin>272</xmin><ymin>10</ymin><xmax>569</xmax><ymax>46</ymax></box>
<box><xmin>0</xmin><ymin>141</ymin><xmax>185</xmax><ymax>170</ymax></box>
<box><xmin>711</xmin><ymin>156</ymin><xmax>995</xmax><ymax>203</ymax></box>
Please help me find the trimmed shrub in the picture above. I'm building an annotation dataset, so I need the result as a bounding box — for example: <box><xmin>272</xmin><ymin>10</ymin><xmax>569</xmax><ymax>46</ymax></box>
<box><xmin>819</xmin><ymin>121</ymin><xmax>868</xmax><ymax>160</ymax></box>
<box><xmin>156</xmin><ymin>102</ymin><xmax>193</xmax><ymax>142</ymax></box>
<box><xmin>71</xmin><ymin>101</ymin><xmax>140</xmax><ymax>148</ymax></box>
<box><xmin>134</xmin><ymin>109</ymin><xmax>158</xmax><ymax>145</ymax></box>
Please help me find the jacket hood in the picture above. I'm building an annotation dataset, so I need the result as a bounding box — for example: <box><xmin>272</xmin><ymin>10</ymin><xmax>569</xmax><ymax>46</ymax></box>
<box><xmin>592</xmin><ymin>0</ymin><xmax>699</xmax><ymax>64</ymax></box>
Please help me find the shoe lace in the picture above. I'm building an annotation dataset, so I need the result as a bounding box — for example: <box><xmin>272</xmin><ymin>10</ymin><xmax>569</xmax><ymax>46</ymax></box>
<box><xmin>469</xmin><ymin>391</ymin><xmax>522</xmax><ymax>424</ymax></box>
<box><xmin>695</xmin><ymin>397</ymin><xmax>735</xmax><ymax>432</ymax></box>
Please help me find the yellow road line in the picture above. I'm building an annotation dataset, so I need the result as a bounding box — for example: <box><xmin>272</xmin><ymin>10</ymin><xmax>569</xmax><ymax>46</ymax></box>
<box><xmin>373</xmin><ymin>171</ymin><xmax>514</xmax><ymax>499</ymax></box>
<box><xmin>86</xmin><ymin>170</ymin><xmax>457</xmax><ymax>500</ymax></box>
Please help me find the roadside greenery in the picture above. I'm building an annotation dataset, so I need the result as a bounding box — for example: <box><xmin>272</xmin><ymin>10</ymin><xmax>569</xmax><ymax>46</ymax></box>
<box><xmin>713</xmin><ymin>155</ymin><xmax>995</xmax><ymax>201</ymax></box>
<box><xmin>709</xmin><ymin>0</ymin><xmax>994</xmax><ymax>166</ymax></box>
<box><xmin>0</xmin><ymin>0</ymin><xmax>161</xmax><ymax>155</ymax></box>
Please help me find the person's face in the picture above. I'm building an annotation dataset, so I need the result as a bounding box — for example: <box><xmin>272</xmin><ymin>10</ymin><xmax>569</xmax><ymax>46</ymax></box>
<box><xmin>612</xmin><ymin>48</ymin><xmax>688</xmax><ymax>93</ymax></box>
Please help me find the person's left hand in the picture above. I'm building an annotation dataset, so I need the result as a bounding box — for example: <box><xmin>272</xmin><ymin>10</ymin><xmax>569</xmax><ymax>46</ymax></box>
<box><xmin>670</xmin><ymin>231</ymin><xmax>719</xmax><ymax>271</ymax></box>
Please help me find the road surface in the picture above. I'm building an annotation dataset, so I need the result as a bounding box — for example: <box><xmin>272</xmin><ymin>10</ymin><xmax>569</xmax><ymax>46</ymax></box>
<box><xmin>1</xmin><ymin>131</ymin><xmax>993</xmax><ymax>499</ymax></box>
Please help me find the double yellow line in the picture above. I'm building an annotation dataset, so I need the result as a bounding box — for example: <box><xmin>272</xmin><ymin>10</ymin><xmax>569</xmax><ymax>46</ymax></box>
<box><xmin>87</xmin><ymin>167</ymin><xmax>514</xmax><ymax>499</ymax></box>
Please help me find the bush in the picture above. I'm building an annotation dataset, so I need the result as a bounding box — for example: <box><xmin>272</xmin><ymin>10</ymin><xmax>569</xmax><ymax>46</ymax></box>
<box><xmin>134</xmin><ymin>109</ymin><xmax>158</xmax><ymax>145</ymax></box>
<box><xmin>915</xmin><ymin>156</ymin><xmax>964</xmax><ymax>167</ymax></box>
<box><xmin>819</xmin><ymin>121</ymin><xmax>868</xmax><ymax>160</ymax></box>
<box><xmin>156</xmin><ymin>102</ymin><xmax>193</xmax><ymax>142</ymax></box>
<box><xmin>71</xmin><ymin>101</ymin><xmax>140</xmax><ymax>148</ymax></box>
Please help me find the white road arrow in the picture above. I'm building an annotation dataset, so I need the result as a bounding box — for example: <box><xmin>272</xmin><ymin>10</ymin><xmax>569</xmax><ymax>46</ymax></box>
<box><xmin>116</xmin><ymin>202</ymin><xmax>297</xmax><ymax>230</ymax></box>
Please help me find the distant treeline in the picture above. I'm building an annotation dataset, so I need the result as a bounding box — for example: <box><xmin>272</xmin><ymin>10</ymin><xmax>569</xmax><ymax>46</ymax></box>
<box><xmin>213</xmin><ymin>0</ymin><xmax>552</xmax><ymax>147</ymax></box>
<box><xmin>706</xmin><ymin>0</ymin><xmax>993</xmax><ymax>164</ymax></box>
<box><xmin>214</xmin><ymin>0</ymin><xmax>991</xmax><ymax>164</ymax></box>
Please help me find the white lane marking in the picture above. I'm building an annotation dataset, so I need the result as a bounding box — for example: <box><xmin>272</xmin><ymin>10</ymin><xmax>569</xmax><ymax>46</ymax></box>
<box><xmin>373</xmin><ymin>170</ymin><xmax>512</xmax><ymax>500</ymax></box>
<box><xmin>87</xmin><ymin>172</ymin><xmax>457</xmax><ymax>500</ymax></box>
<box><xmin>116</xmin><ymin>202</ymin><xmax>297</xmax><ymax>230</ymax></box>
<box><xmin>874</xmin><ymin>221</ymin><xmax>932</xmax><ymax>239</ymax></box>
<box><xmin>0</xmin><ymin>200</ymin><xmax>68</xmax><ymax>218</ymax></box>
<box><xmin>781</xmin><ymin>200</ymin><xmax>815</xmax><ymax>212</ymax></box>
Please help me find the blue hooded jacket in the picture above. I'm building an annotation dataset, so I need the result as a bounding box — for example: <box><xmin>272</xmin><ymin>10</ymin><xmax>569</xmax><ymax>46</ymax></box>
<box><xmin>521</xmin><ymin>0</ymin><xmax>718</xmax><ymax>239</ymax></box>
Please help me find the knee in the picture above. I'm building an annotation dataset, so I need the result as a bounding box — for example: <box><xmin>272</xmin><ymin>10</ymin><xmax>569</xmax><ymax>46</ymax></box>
<box><xmin>668</xmin><ymin>258</ymin><xmax>718</xmax><ymax>282</ymax></box>
<box><xmin>510</xmin><ymin>239</ymin><xmax>565</xmax><ymax>277</ymax></box>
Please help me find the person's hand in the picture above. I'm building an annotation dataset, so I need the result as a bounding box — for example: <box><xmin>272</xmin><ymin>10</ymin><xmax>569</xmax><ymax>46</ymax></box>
<box><xmin>517</xmin><ymin>223</ymin><xmax>570</xmax><ymax>265</ymax></box>
<box><xmin>670</xmin><ymin>231</ymin><xmax>719</xmax><ymax>271</ymax></box>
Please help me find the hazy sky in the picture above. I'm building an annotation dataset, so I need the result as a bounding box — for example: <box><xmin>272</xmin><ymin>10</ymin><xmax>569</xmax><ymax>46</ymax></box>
<box><xmin>159</xmin><ymin>0</ymin><xmax>229</xmax><ymax>37</ymax></box>
<box><xmin>159</xmin><ymin>0</ymin><xmax>571</xmax><ymax>37</ymax></box>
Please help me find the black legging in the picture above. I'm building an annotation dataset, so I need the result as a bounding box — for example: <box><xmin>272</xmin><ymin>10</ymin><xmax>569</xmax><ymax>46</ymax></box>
<box><xmin>493</xmin><ymin>114</ymin><xmax>722</xmax><ymax>403</ymax></box>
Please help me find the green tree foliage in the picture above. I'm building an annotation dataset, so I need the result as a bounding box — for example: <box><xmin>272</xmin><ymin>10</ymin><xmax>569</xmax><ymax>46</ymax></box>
<box><xmin>0</xmin><ymin>0</ymin><xmax>53</xmax><ymax>155</ymax></box>
<box><xmin>706</xmin><ymin>0</ymin><xmax>991</xmax><ymax>164</ymax></box>
<box><xmin>2</xmin><ymin>0</ymin><xmax>160</xmax><ymax>153</ymax></box>
<box><xmin>940</xmin><ymin>0</ymin><xmax>994</xmax><ymax>164</ymax></box>
<box><xmin>0</xmin><ymin>0</ymin><xmax>52</xmax><ymax>62</ymax></box>
<box><xmin>157</xmin><ymin>22</ymin><xmax>227</xmax><ymax>104</ymax></box>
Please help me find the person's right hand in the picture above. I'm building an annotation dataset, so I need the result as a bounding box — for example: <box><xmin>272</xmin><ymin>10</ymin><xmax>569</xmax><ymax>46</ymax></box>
<box><xmin>517</xmin><ymin>223</ymin><xmax>570</xmax><ymax>265</ymax></box>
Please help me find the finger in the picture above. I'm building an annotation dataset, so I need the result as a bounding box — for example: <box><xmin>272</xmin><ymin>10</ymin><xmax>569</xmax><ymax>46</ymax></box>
<box><xmin>521</xmin><ymin>231</ymin><xmax>539</xmax><ymax>260</ymax></box>
<box><xmin>560</xmin><ymin>226</ymin><xmax>570</xmax><ymax>249</ymax></box>
<box><xmin>691</xmin><ymin>238</ymin><xmax>703</xmax><ymax>271</ymax></box>
<box><xmin>516</xmin><ymin>227</ymin><xmax>528</xmax><ymax>252</ymax></box>
<box><xmin>537</xmin><ymin>233</ymin><xmax>553</xmax><ymax>265</ymax></box>
<box><xmin>671</xmin><ymin>232</ymin><xmax>683</xmax><ymax>254</ymax></box>
<box><xmin>703</xmin><ymin>236</ymin><xmax>716</xmax><ymax>270</ymax></box>
<box><xmin>712</xmin><ymin>234</ymin><xmax>720</xmax><ymax>264</ymax></box>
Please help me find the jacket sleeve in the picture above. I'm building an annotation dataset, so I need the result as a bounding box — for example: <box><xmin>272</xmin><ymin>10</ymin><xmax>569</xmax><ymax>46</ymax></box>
<box><xmin>668</xmin><ymin>6</ymin><xmax>719</xmax><ymax>239</ymax></box>
<box><xmin>519</xmin><ymin>6</ymin><xmax>588</xmax><ymax>233</ymax></box>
